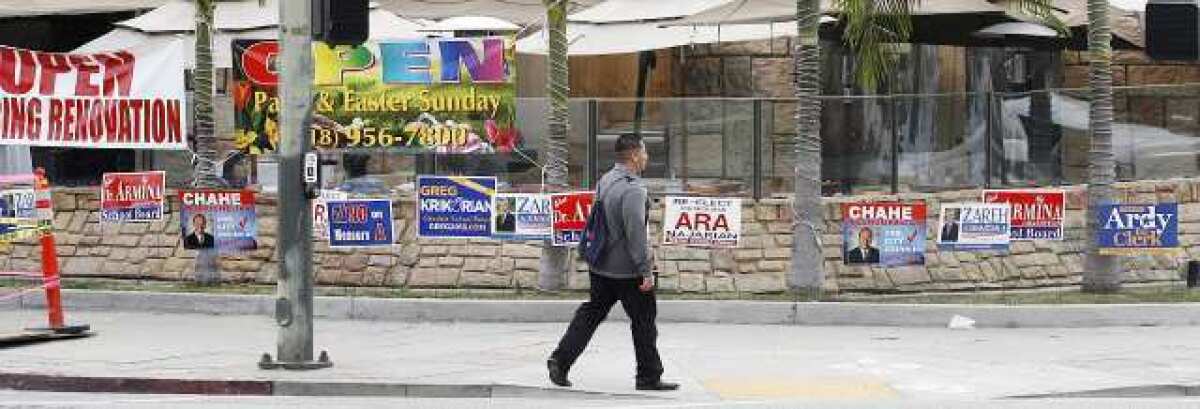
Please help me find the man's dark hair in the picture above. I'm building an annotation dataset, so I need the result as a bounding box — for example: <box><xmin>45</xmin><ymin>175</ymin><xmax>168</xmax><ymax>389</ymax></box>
<box><xmin>615</xmin><ymin>133</ymin><xmax>643</xmax><ymax>157</ymax></box>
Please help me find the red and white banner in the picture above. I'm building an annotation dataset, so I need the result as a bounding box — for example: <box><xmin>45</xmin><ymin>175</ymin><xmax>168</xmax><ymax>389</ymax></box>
<box><xmin>0</xmin><ymin>40</ymin><xmax>187</xmax><ymax>150</ymax></box>
<box><xmin>551</xmin><ymin>191</ymin><xmax>594</xmax><ymax>247</ymax></box>
<box><xmin>101</xmin><ymin>171</ymin><xmax>166</xmax><ymax>223</ymax></box>
<box><xmin>981</xmin><ymin>189</ymin><xmax>1065</xmax><ymax>240</ymax></box>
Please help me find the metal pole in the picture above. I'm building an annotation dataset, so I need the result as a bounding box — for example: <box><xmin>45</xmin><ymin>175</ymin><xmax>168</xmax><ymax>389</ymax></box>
<box><xmin>985</xmin><ymin>93</ymin><xmax>994</xmax><ymax>189</ymax></box>
<box><xmin>260</xmin><ymin>0</ymin><xmax>329</xmax><ymax>370</ymax></box>
<box><xmin>587</xmin><ymin>99</ymin><xmax>598</xmax><ymax>188</ymax></box>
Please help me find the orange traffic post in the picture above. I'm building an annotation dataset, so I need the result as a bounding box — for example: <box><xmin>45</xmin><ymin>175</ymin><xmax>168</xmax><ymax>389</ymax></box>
<box><xmin>25</xmin><ymin>168</ymin><xmax>89</xmax><ymax>336</ymax></box>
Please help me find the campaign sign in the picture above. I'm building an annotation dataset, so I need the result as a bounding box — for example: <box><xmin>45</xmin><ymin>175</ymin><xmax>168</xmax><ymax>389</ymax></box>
<box><xmin>662</xmin><ymin>196</ymin><xmax>742</xmax><ymax>248</ymax></box>
<box><xmin>841</xmin><ymin>202</ymin><xmax>926</xmax><ymax>266</ymax></box>
<box><xmin>551</xmin><ymin>192</ymin><xmax>594</xmax><ymax>246</ymax></box>
<box><xmin>179</xmin><ymin>190</ymin><xmax>258</xmax><ymax>254</ymax></box>
<box><xmin>312</xmin><ymin>190</ymin><xmax>349</xmax><ymax>240</ymax></box>
<box><xmin>0</xmin><ymin>189</ymin><xmax>35</xmax><ymax>219</ymax></box>
<box><xmin>1097</xmin><ymin>203</ymin><xmax>1179</xmax><ymax>255</ymax></box>
<box><xmin>327</xmin><ymin>199</ymin><xmax>394</xmax><ymax>247</ymax></box>
<box><xmin>101</xmin><ymin>172</ymin><xmax>166</xmax><ymax>223</ymax></box>
<box><xmin>492</xmin><ymin>193</ymin><xmax>551</xmax><ymax>241</ymax></box>
<box><xmin>937</xmin><ymin>203</ymin><xmax>1011</xmax><ymax>251</ymax></box>
<box><xmin>417</xmin><ymin>176</ymin><xmax>496</xmax><ymax>238</ymax></box>
<box><xmin>982</xmin><ymin>189</ymin><xmax>1065</xmax><ymax>240</ymax></box>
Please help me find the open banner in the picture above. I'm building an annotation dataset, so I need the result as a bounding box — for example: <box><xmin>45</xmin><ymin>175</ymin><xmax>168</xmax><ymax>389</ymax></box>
<box><xmin>232</xmin><ymin>37</ymin><xmax>518</xmax><ymax>155</ymax></box>
<box><xmin>0</xmin><ymin>41</ymin><xmax>187</xmax><ymax>150</ymax></box>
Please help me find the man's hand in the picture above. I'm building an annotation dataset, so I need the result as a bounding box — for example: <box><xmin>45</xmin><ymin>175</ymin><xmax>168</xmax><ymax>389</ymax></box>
<box><xmin>639</xmin><ymin>276</ymin><xmax>654</xmax><ymax>292</ymax></box>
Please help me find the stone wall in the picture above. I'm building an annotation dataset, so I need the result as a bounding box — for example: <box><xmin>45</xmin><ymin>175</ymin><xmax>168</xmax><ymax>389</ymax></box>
<box><xmin>2</xmin><ymin>179</ymin><xmax>1195</xmax><ymax>294</ymax></box>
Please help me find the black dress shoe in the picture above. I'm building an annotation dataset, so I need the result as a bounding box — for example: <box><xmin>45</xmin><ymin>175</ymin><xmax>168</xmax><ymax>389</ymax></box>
<box><xmin>636</xmin><ymin>381</ymin><xmax>680</xmax><ymax>391</ymax></box>
<box><xmin>547</xmin><ymin>359</ymin><xmax>572</xmax><ymax>387</ymax></box>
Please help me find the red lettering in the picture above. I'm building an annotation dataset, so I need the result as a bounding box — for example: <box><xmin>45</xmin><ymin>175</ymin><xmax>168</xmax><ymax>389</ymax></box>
<box><xmin>68</xmin><ymin>55</ymin><xmax>101</xmax><ymax>96</ymax></box>
<box><xmin>118</xmin><ymin>100</ymin><xmax>131</xmax><ymax>142</ymax></box>
<box><xmin>152</xmin><ymin>99</ymin><xmax>165</xmax><ymax>143</ymax></box>
<box><xmin>8</xmin><ymin>98</ymin><xmax>24</xmax><ymax>138</ymax></box>
<box><xmin>93</xmin><ymin>51</ymin><xmax>134</xmax><ymax>96</ymax></box>
<box><xmin>47</xmin><ymin>98</ymin><xmax>62</xmax><ymax>141</ymax></box>
<box><xmin>25</xmin><ymin>98</ymin><xmax>40</xmax><ymax>140</ymax></box>
<box><xmin>88</xmin><ymin>100</ymin><xmax>102</xmax><ymax>142</ymax></box>
<box><xmin>695</xmin><ymin>213</ymin><xmax>711</xmax><ymax>230</ymax></box>
<box><xmin>0</xmin><ymin>48</ymin><xmax>35</xmax><ymax>94</ymax></box>
<box><xmin>62</xmin><ymin>99</ymin><xmax>76</xmax><ymax>141</ymax></box>
<box><xmin>104</xmin><ymin>101</ymin><xmax>118</xmax><ymax>142</ymax></box>
<box><xmin>166</xmin><ymin>100</ymin><xmax>180</xmax><ymax>143</ymax></box>
<box><xmin>713</xmin><ymin>214</ymin><xmax>729</xmax><ymax>231</ymax></box>
<box><xmin>674</xmin><ymin>213</ymin><xmax>691</xmax><ymax>229</ymax></box>
<box><xmin>243</xmin><ymin>41</ymin><xmax>279</xmax><ymax>86</ymax></box>
<box><xmin>35</xmin><ymin>52</ymin><xmax>71</xmax><ymax>95</ymax></box>
<box><xmin>128</xmin><ymin>99</ymin><xmax>143</xmax><ymax>142</ymax></box>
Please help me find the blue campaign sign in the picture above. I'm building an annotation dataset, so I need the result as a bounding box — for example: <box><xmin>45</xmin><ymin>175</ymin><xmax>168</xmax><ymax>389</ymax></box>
<box><xmin>327</xmin><ymin>199</ymin><xmax>394</xmax><ymax>248</ymax></box>
<box><xmin>1097</xmin><ymin>203</ymin><xmax>1179</xmax><ymax>255</ymax></box>
<box><xmin>417</xmin><ymin>176</ymin><xmax>496</xmax><ymax>238</ymax></box>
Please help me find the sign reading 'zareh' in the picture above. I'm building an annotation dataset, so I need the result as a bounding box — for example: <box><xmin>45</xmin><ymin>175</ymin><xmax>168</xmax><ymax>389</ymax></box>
<box><xmin>0</xmin><ymin>41</ymin><xmax>188</xmax><ymax>150</ymax></box>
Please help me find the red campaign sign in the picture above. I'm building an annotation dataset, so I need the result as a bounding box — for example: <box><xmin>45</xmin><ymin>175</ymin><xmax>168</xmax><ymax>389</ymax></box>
<box><xmin>981</xmin><ymin>189</ymin><xmax>1065</xmax><ymax>240</ymax></box>
<box><xmin>100</xmin><ymin>171</ymin><xmax>165</xmax><ymax>222</ymax></box>
<box><xmin>551</xmin><ymin>192</ymin><xmax>594</xmax><ymax>246</ymax></box>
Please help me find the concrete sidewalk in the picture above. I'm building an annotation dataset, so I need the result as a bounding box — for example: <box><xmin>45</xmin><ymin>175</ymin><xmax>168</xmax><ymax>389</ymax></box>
<box><xmin>6</xmin><ymin>290</ymin><xmax>1200</xmax><ymax>327</ymax></box>
<box><xmin>4</xmin><ymin>309</ymin><xmax>1200</xmax><ymax>402</ymax></box>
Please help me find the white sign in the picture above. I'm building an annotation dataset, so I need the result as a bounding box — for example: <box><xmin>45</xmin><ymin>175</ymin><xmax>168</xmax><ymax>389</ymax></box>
<box><xmin>937</xmin><ymin>203</ymin><xmax>1011</xmax><ymax>251</ymax></box>
<box><xmin>312</xmin><ymin>189</ymin><xmax>348</xmax><ymax>240</ymax></box>
<box><xmin>662</xmin><ymin>196</ymin><xmax>742</xmax><ymax>248</ymax></box>
<box><xmin>0</xmin><ymin>41</ymin><xmax>188</xmax><ymax>150</ymax></box>
<box><xmin>491</xmin><ymin>193</ymin><xmax>552</xmax><ymax>240</ymax></box>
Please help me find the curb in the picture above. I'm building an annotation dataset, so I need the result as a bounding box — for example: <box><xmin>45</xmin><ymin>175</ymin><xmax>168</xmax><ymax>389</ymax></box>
<box><xmin>0</xmin><ymin>372</ymin><xmax>654</xmax><ymax>400</ymax></box>
<box><xmin>5</xmin><ymin>290</ymin><xmax>1200</xmax><ymax>327</ymax></box>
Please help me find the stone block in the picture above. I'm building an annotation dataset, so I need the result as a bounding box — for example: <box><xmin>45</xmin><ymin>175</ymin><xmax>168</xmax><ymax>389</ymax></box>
<box><xmin>734</xmin><ymin>274</ymin><xmax>785</xmax><ymax>293</ymax></box>
<box><xmin>462</xmin><ymin>258</ymin><xmax>490</xmax><ymax>272</ymax></box>
<box><xmin>514</xmin><ymin>270</ymin><xmax>538</xmax><ymax>289</ymax></box>
<box><xmin>369</xmin><ymin>255</ymin><xmax>396</xmax><ymax>267</ymax></box>
<box><xmin>469</xmin><ymin>245</ymin><xmax>500</xmax><ymax>257</ymax></box>
<box><xmin>107</xmin><ymin>247</ymin><xmax>129</xmax><ymax>261</ymax></box>
<box><xmin>775</xmin><ymin>234</ymin><xmax>794</xmax><ymax>247</ymax></box>
<box><xmin>756</xmin><ymin>205</ymin><xmax>779</xmax><ymax>221</ymax></box>
<box><xmin>930</xmin><ymin>267</ymin><xmax>968</xmax><ymax>282</ymax></box>
<box><xmin>52</xmin><ymin>192</ymin><xmax>76</xmax><ymax>211</ymax></box>
<box><xmin>514</xmin><ymin>258</ymin><xmax>539</xmax><ymax>271</ymax></box>
<box><xmin>756</xmin><ymin>260</ymin><xmax>787</xmax><ymax>272</ymax></box>
<box><xmin>679</xmin><ymin>273</ymin><xmax>705</xmax><ymax>292</ymax></box>
<box><xmin>1011</xmin><ymin>241</ymin><xmax>1036</xmax><ymax>254</ymax></box>
<box><xmin>886</xmin><ymin>266</ymin><xmax>931</xmax><ymax>285</ymax></box>
<box><xmin>459</xmin><ymin>272</ymin><xmax>512</xmax><ymax>288</ymax></box>
<box><xmin>502</xmin><ymin>243</ymin><xmax>542</xmax><ymax>258</ymax></box>
<box><xmin>343</xmin><ymin>254</ymin><xmax>369</xmax><ymax>271</ymax></box>
<box><xmin>734</xmin><ymin>249</ymin><xmax>763</xmax><ymax>261</ymax></box>
<box><xmin>421</xmin><ymin>246</ymin><xmax>447</xmax><ymax>256</ymax></box>
<box><xmin>678</xmin><ymin>260</ymin><xmax>711</xmax><ymax>273</ymax></box>
<box><xmin>438</xmin><ymin>256</ymin><xmax>464</xmax><ymax>267</ymax></box>
<box><xmin>407</xmin><ymin>268</ymin><xmax>460</xmax><ymax>287</ymax></box>
<box><xmin>398</xmin><ymin>244</ymin><xmax>420</xmax><ymax>266</ymax></box>
<box><xmin>766</xmin><ymin>221</ymin><xmax>791</xmax><ymax>234</ymax></box>
<box><xmin>763</xmin><ymin>248</ymin><xmax>790</xmax><ymax>260</ymax></box>
<box><xmin>711</xmin><ymin>250</ymin><xmax>736</xmax><ymax>271</ymax></box>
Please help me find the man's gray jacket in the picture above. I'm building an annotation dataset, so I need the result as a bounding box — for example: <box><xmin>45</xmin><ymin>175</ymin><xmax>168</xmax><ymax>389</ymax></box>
<box><xmin>590</xmin><ymin>163</ymin><xmax>652</xmax><ymax>279</ymax></box>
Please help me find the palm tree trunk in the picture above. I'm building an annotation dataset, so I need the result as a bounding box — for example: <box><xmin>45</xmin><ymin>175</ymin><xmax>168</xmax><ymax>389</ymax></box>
<box><xmin>790</xmin><ymin>0</ymin><xmax>825</xmax><ymax>295</ymax></box>
<box><xmin>1082</xmin><ymin>0</ymin><xmax>1120</xmax><ymax>292</ymax></box>
<box><xmin>192</xmin><ymin>0</ymin><xmax>222</xmax><ymax>284</ymax></box>
<box><xmin>539</xmin><ymin>0</ymin><xmax>570</xmax><ymax>290</ymax></box>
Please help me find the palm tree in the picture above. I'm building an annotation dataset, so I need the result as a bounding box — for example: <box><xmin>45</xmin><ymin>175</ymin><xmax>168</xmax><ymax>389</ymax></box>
<box><xmin>789</xmin><ymin>0</ymin><xmax>1064</xmax><ymax>294</ymax></box>
<box><xmin>1081</xmin><ymin>0</ymin><xmax>1119</xmax><ymax>292</ymax></box>
<box><xmin>192</xmin><ymin>0</ymin><xmax>223</xmax><ymax>284</ymax></box>
<box><xmin>539</xmin><ymin>0</ymin><xmax>571</xmax><ymax>290</ymax></box>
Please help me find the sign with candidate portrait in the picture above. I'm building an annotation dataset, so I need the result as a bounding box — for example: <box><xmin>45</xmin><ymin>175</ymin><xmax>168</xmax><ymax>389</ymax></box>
<box><xmin>662</xmin><ymin>196</ymin><xmax>742</xmax><ymax>248</ymax></box>
<box><xmin>179</xmin><ymin>190</ymin><xmax>258</xmax><ymax>254</ymax></box>
<box><xmin>982</xmin><ymin>189</ymin><xmax>1065</xmax><ymax>240</ymax></box>
<box><xmin>937</xmin><ymin>203</ymin><xmax>1010</xmax><ymax>251</ymax></box>
<box><xmin>491</xmin><ymin>193</ymin><xmax>551</xmax><ymax>241</ymax></box>
<box><xmin>311</xmin><ymin>189</ymin><xmax>348</xmax><ymax>241</ymax></box>
<box><xmin>1096</xmin><ymin>203</ymin><xmax>1179</xmax><ymax>255</ymax></box>
<box><xmin>841</xmin><ymin>202</ymin><xmax>925</xmax><ymax>266</ymax></box>
<box><xmin>417</xmin><ymin>176</ymin><xmax>496</xmax><ymax>238</ymax></box>
<box><xmin>0</xmin><ymin>188</ymin><xmax>38</xmax><ymax>243</ymax></box>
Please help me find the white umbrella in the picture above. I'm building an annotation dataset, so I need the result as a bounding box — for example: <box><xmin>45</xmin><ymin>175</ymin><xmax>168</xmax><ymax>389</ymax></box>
<box><xmin>568</xmin><ymin>0</ymin><xmax>730</xmax><ymax>23</ymax></box>
<box><xmin>417</xmin><ymin>16</ymin><xmax>520</xmax><ymax>32</ymax></box>
<box><xmin>74</xmin><ymin>0</ymin><xmax>425</xmax><ymax>68</ymax></box>
<box><xmin>974</xmin><ymin>22</ymin><xmax>1059</xmax><ymax>38</ymax></box>
<box><xmin>516</xmin><ymin>21</ymin><xmax>797</xmax><ymax>55</ymax></box>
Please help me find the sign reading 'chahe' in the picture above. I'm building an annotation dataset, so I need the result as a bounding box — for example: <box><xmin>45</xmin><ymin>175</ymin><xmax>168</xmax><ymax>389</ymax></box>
<box><xmin>0</xmin><ymin>42</ymin><xmax>187</xmax><ymax>150</ymax></box>
<box><xmin>841</xmin><ymin>202</ymin><xmax>926</xmax><ymax>266</ymax></box>
<box><xmin>232</xmin><ymin>37</ymin><xmax>518</xmax><ymax>155</ymax></box>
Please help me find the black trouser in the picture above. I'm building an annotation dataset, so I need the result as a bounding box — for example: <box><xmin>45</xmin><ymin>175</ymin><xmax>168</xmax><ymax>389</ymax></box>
<box><xmin>550</xmin><ymin>273</ymin><xmax>663</xmax><ymax>384</ymax></box>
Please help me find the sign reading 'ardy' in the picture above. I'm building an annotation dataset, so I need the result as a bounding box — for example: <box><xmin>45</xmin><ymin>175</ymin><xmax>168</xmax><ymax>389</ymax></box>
<box><xmin>0</xmin><ymin>41</ymin><xmax>187</xmax><ymax>150</ymax></box>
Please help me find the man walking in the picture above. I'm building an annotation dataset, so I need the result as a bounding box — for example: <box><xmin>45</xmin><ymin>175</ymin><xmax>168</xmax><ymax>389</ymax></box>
<box><xmin>547</xmin><ymin>134</ymin><xmax>678</xmax><ymax>391</ymax></box>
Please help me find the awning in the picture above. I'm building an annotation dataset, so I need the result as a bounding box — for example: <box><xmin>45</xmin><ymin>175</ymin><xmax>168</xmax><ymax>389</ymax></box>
<box><xmin>75</xmin><ymin>1</ymin><xmax>424</xmax><ymax>68</ymax></box>
<box><xmin>417</xmin><ymin>16</ymin><xmax>521</xmax><ymax>32</ymax></box>
<box><xmin>517</xmin><ymin>21</ymin><xmax>797</xmax><ymax>55</ymax></box>
<box><xmin>0</xmin><ymin>0</ymin><xmax>166</xmax><ymax>19</ymax></box>
<box><xmin>568</xmin><ymin>0</ymin><xmax>731</xmax><ymax>23</ymax></box>
<box><xmin>375</xmin><ymin>0</ymin><xmax>601</xmax><ymax>25</ymax></box>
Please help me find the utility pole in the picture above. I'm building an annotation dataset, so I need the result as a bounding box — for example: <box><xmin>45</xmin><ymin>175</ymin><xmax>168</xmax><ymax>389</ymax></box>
<box><xmin>259</xmin><ymin>0</ymin><xmax>330</xmax><ymax>370</ymax></box>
